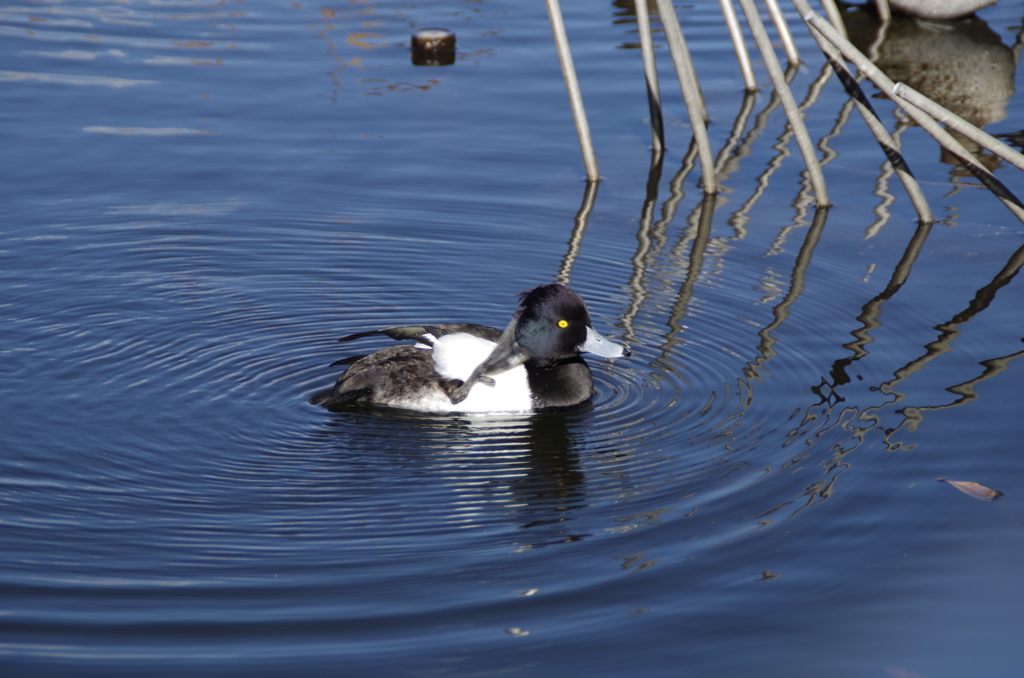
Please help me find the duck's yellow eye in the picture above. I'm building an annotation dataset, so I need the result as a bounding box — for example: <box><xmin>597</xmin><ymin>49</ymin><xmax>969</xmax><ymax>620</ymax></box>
<box><xmin>557</xmin><ymin>319</ymin><xmax>569</xmax><ymax>328</ymax></box>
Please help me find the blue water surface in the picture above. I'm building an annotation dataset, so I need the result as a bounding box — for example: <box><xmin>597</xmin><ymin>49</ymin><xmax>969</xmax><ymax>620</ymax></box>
<box><xmin>2</xmin><ymin>0</ymin><xmax>1023</xmax><ymax>676</ymax></box>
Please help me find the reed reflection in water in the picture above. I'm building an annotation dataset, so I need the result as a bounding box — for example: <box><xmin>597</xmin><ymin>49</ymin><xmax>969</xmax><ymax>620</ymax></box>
<box><xmin>550</xmin><ymin>8</ymin><xmax>1024</xmax><ymax>503</ymax></box>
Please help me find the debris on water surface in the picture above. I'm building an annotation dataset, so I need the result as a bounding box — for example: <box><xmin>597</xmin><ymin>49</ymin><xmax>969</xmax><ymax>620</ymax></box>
<box><xmin>938</xmin><ymin>478</ymin><xmax>1003</xmax><ymax>501</ymax></box>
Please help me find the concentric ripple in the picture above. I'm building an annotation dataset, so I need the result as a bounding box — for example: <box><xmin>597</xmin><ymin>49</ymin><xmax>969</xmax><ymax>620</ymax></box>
<box><xmin>4</xmin><ymin>201</ymin><xmax>870</xmax><ymax>632</ymax></box>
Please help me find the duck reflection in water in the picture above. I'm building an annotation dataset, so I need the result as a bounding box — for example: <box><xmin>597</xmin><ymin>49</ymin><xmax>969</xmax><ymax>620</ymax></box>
<box><xmin>313</xmin><ymin>407</ymin><xmax>597</xmax><ymax>548</ymax></box>
<box><xmin>844</xmin><ymin>5</ymin><xmax>1016</xmax><ymax>171</ymax></box>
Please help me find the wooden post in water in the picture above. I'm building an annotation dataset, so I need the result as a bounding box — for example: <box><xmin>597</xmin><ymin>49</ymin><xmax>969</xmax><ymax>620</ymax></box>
<box><xmin>545</xmin><ymin>0</ymin><xmax>600</xmax><ymax>182</ymax></box>
<box><xmin>736</xmin><ymin>0</ymin><xmax>829</xmax><ymax>206</ymax></box>
<box><xmin>634</xmin><ymin>0</ymin><xmax>665</xmax><ymax>152</ymax></box>
<box><xmin>654</xmin><ymin>0</ymin><xmax>718</xmax><ymax>194</ymax></box>
<box><xmin>718</xmin><ymin>0</ymin><xmax>757</xmax><ymax>91</ymax></box>
<box><xmin>764</xmin><ymin>0</ymin><xmax>799</xmax><ymax>65</ymax></box>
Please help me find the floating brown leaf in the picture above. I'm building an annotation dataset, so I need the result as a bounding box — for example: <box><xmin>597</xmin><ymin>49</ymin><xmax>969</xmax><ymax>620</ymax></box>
<box><xmin>938</xmin><ymin>478</ymin><xmax>1003</xmax><ymax>501</ymax></box>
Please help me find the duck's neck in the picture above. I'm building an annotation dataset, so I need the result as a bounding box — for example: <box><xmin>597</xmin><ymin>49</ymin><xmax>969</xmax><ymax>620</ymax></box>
<box><xmin>525</xmin><ymin>357</ymin><xmax>594</xmax><ymax>409</ymax></box>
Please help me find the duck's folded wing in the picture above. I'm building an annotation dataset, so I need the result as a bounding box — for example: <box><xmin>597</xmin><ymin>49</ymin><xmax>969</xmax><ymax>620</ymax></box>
<box><xmin>313</xmin><ymin>345</ymin><xmax>447</xmax><ymax>407</ymax></box>
<box><xmin>338</xmin><ymin>323</ymin><xmax>501</xmax><ymax>345</ymax></box>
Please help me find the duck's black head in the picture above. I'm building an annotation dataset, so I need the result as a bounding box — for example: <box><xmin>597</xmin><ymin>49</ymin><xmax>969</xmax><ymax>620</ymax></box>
<box><xmin>514</xmin><ymin>284</ymin><xmax>629</xmax><ymax>365</ymax></box>
<box><xmin>514</xmin><ymin>285</ymin><xmax>594</xmax><ymax>364</ymax></box>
